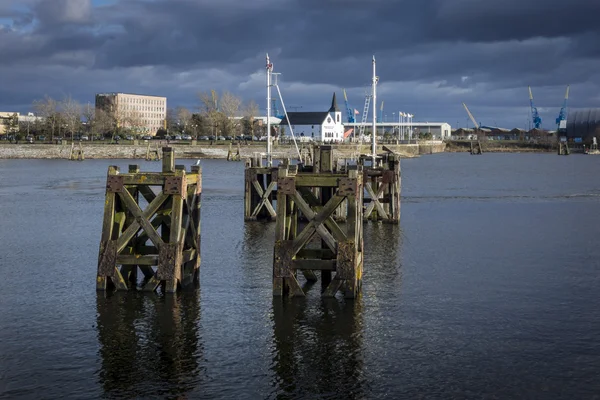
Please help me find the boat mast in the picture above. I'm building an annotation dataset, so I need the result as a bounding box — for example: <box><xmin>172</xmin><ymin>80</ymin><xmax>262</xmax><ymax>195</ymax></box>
<box><xmin>371</xmin><ymin>55</ymin><xmax>378</xmax><ymax>163</ymax></box>
<box><xmin>266</xmin><ymin>54</ymin><xmax>273</xmax><ymax>166</ymax></box>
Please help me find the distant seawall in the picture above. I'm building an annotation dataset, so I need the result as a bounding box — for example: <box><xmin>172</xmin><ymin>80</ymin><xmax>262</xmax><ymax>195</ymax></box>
<box><xmin>0</xmin><ymin>142</ymin><xmax>446</xmax><ymax>160</ymax></box>
<box><xmin>445</xmin><ymin>140</ymin><xmax>556</xmax><ymax>153</ymax></box>
<box><xmin>0</xmin><ymin>141</ymin><xmax>557</xmax><ymax>159</ymax></box>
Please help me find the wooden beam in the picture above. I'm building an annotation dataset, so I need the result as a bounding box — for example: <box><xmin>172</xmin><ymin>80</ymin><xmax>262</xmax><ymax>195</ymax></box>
<box><xmin>293</xmin><ymin>259</ymin><xmax>336</xmax><ymax>270</ymax></box>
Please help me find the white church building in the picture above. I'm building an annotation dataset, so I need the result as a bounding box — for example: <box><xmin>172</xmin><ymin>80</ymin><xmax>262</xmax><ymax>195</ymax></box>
<box><xmin>279</xmin><ymin>93</ymin><xmax>345</xmax><ymax>142</ymax></box>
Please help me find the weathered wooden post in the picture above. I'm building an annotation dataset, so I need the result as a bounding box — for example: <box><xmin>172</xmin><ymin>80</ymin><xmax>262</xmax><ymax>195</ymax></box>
<box><xmin>145</xmin><ymin>142</ymin><xmax>161</xmax><ymax>161</ymax></box>
<box><xmin>273</xmin><ymin>146</ymin><xmax>364</xmax><ymax>298</ymax></box>
<box><xmin>70</xmin><ymin>142</ymin><xmax>84</xmax><ymax>161</ymax></box>
<box><xmin>96</xmin><ymin>147</ymin><xmax>202</xmax><ymax>293</ymax></box>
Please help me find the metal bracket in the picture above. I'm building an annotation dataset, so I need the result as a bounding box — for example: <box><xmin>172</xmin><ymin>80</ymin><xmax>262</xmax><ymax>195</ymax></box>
<box><xmin>106</xmin><ymin>175</ymin><xmax>124</xmax><ymax>193</ymax></box>
<box><xmin>164</xmin><ymin>176</ymin><xmax>186</xmax><ymax>196</ymax></box>
<box><xmin>277</xmin><ymin>176</ymin><xmax>296</xmax><ymax>195</ymax></box>
<box><xmin>338</xmin><ymin>177</ymin><xmax>358</xmax><ymax>196</ymax></box>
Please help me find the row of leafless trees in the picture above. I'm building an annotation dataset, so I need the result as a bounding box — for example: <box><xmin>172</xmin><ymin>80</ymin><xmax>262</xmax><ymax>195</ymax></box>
<box><xmin>20</xmin><ymin>90</ymin><xmax>264</xmax><ymax>141</ymax></box>
<box><xmin>28</xmin><ymin>95</ymin><xmax>117</xmax><ymax>141</ymax></box>
<box><xmin>167</xmin><ymin>91</ymin><xmax>261</xmax><ymax>138</ymax></box>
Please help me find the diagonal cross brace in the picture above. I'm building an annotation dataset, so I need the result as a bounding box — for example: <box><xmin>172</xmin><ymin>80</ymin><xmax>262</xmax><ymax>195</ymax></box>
<box><xmin>116</xmin><ymin>190</ymin><xmax>168</xmax><ymax>252</ymax></box>
<box><xmin>297</xmin><ymin>187</ymin><xmax>348</xmax><ymax>243</ymax></box>
<box><xmin>290</xmin><ymin>190</ymin><xmax>345</xmax><ymax>255</ymax></box>
<box><xmin>364</xmin><ymin>181</ymin><xmax>389</xmax><ymax>220</ymax></box>
<box><xmin>251</xmin><ymin>179</ymin><xmax>277</xmax><ymax>218</ymax></box>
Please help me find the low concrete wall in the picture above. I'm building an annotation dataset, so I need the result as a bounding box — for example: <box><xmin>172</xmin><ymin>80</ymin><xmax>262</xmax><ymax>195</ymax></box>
<box><xmin>0</xmin><ymin>141</ymin><xmax>442</xmax><ymax>160</ymax></box>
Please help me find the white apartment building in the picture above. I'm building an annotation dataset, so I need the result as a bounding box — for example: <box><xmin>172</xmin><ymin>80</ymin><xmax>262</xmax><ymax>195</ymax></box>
<box><xmin>95</xmin><ymin>93</ymin><xmax>167</xmax><ymax>135</ymax></box>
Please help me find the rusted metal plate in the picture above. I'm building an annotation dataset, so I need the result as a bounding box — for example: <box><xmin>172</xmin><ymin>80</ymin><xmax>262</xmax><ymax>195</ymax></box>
<box><xmin>338</xmin><ymin>177</ymin><xmax>358</xmax><ymax>196</ymax></box>
<box><xmin>164</xmin><ymin>176</ymin><xmax>187</xmax><ymax>196</ymax></box>
<box><xmin>277</xmin><ymin>176</ymin><xmax>296</xmax><ymax>195</ymax></box>
<box><xmin>382</xmin><ymin>170</ymin><xmax>396</xmax><ymax>184</ymax></box>
<box><xmin>98</xmin><ymin>240</ymin><xmax>118</xmax><ymax>276</ymax></box>
<box><xmin>106</xmin><ymin>175</ymin><xmax>124</xmax><ymax>193</ymax></box>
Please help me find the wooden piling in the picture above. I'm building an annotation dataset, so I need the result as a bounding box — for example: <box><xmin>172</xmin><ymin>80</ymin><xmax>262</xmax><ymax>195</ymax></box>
<box><xmin>360</xmin><ymin>150</ymin><xmax>401</xmax><ymax>224</ymax></box>
<box><xmin>146</xmin><ymin>142</ymin><xmax>161</xmax><ymax>161</ymax></box>
<box><xmin>470</xmin><ymin>141</ymin><xmax>483</xmax><ymax>155</ymax></box>
<box><xmin>273</xmin><ymin>146</ymin><xmax>364</xmax><ymax>298</ymax></box>
<box><xmin>558</xmin><ymin>142</ymin><xmax>570</xmax><ymax>155</ymax></box>
<box><xmin>244</xmin><ymin>154</ymin><xmax>277</xmax><ymax>221</ymax></box>
<box><xmin>96</xmin><ymin>147</ymin><xmax>202</xmax><ymax>293</ymax></box>
<box><xmin>70</xmin><ymin>142</ymin><xmax>84</xmax><ymax>161</ymax></box>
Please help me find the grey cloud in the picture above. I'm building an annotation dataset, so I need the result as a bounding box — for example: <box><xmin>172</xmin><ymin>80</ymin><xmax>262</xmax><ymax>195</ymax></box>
<box><xmin>0</xmin><ymin>0</ymin><xmax>598</xmax><ymax>130</ymax></box>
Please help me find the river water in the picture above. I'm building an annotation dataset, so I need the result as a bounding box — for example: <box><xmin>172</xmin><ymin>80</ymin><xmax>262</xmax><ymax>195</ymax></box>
<box><xmin>0</xmin><ymin>153</ymin><xmax>599</xmax><ymax>399</ymax></box>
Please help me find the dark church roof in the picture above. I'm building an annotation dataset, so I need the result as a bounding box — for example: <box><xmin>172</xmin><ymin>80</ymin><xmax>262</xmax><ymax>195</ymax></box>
<box><xmin>280</xmin><ymin>93</ymin><xmax>340</xmax><ymax>125</ymax></box>
<box><xmin>328</xmin><ymin>92</ymin><xmax>340</xmax><ymax>113</ymax></box>
<box><xmin>280</xmin><ymin>112</ymin><xmax>329</xmax><ymax>126</ymax></box>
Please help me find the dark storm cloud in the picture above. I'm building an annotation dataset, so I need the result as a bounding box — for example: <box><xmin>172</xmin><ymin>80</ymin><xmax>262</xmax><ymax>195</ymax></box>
<box><xmin>0</xmin><ymin>0</ymin><xmax>599</xmax><ymax>128</ymax></box>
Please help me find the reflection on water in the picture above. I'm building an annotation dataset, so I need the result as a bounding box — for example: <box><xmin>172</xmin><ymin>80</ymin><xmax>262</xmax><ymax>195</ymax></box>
<box><xmin>271</xmin><ymin>297</ymin><xmax>365</xmax><ymax>399</ymax></box>
<box><xmin>0</xmin><ymin>155</ymin><xmax>599</xmax><ymax>399</ymax></box>
<box><xmin>96</xmin><ymin>291</ymin><xmax>203</xmax><ymax>398</ymax></box>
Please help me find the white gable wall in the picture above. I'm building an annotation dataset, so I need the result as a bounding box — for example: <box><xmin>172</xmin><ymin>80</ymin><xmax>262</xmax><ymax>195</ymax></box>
<box><xmin>321</xmin><ymin>111</ymin><xmax>344</xmax><ymax>142</ymax></box>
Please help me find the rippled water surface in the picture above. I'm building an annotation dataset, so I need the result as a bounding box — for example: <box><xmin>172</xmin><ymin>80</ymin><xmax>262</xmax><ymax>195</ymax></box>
<box><xmin>0</xmin><ymin>153</ymin><xmax>599</xmax><ymax>399</ymax></box>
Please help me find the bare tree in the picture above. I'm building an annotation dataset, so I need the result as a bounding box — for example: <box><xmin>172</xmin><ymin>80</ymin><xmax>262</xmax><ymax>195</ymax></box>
<box><xmin>198</xmin><ymin>90</ymin><xmax>222</xmax><ymax>137</ymax></box>
<box><xmin>125</xmin><ymin>110</ymin><xmax>144</xmax><ymax>138</ymax></box>
<box><xmin>60</xmin><ymin>95</ymin><xmax>82</xmax><ymax>141</ymax></box>
<box><xmin>82</xmin><ymin>102</ymin><xmax>95</xmax><ymax>138</ymax></box>
<box><xmin>220</xmin><ymin>91</ymin><xmax>242</xmax><ymax>136</ymax></box>
<box><xmin>243</xmin><ymin>99</ymin><xmax>259</xmax><ymax>139</ymax></box>
<box><xmin>175</xmin><ymin>106</ymin><xmax>192</xmax><ymax>135</ymax></box>
<box><xmin>94</xmin><ymin>108</ymin><xmax>113</xmax><ymax>138</ymax></box>
<box><xmin>33</xmin><ymin>96</ymin><xmax>59</xmax><ymax>141</ymax></box>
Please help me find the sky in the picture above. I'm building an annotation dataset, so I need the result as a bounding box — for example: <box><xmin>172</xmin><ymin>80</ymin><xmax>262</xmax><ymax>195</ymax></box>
<box><xmin>1</xmin><ymin>0</ymin><xmax>599</xmax><ymax>130</ymax></box>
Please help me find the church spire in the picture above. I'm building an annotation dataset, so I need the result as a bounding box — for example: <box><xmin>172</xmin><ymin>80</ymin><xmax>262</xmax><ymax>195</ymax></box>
<box><xmin>329</xmin><ymin>92</ymin><xmax>340</xmax><ymax>113</ymax></box>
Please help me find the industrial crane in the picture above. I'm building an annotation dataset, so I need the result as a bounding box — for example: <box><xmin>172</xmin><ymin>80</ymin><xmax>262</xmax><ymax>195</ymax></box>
<box><xmin>343</xmin><ymin>89</ymin><xmax>356</xmax><ymax>123</ymax></box>
<box><xmin>528</xmin><ymin>86</ymin><xmax>542</xmax><ymax>129</ymax></box>
<box><xmin>555</xmin><ymin>85</ymin><xmax>569</xmax><ymax>131</ymax></box>
<box><xmin>462</xmin><ymin>102</ymin><xmax>480</xmax><ymax>129</ymax></box>
<box><xmin>271</xmin><ymin>98</ymin><xmax>284</xmax><ymax>119</ymax></box>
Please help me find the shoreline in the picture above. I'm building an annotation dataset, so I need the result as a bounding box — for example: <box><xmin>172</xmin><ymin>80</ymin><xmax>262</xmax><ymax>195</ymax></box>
<box><xmin>0</xmin><ymin>140</ymin><xmax>557</xmax><ymax>160</ymax></box>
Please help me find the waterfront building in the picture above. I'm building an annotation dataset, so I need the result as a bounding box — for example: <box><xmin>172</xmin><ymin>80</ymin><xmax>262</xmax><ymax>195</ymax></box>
<box><xmin>0</xmin><ymin>112</ymin><xmax>19</xmax><ymax>135</ymax></box>
<box><xmin>566</xmin><ymin>108</ymin><xmax>600</xmax><ymax>143</ymax></box>
<box><xmin>95</xmin><ymin>93</ymin><xmax>167</xmax><ymax>135</ymax></box>
<box><xmin>279</xmin><ymin>93</ymin><xmax>345</xmax><ymax>142</ymax></box>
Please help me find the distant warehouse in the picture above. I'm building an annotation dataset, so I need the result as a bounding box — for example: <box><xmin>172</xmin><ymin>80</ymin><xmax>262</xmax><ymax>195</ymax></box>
<box><xmin>566</xmin><ymin>108</ymin><xmax>600</xmax><ymax>142</ymax></box>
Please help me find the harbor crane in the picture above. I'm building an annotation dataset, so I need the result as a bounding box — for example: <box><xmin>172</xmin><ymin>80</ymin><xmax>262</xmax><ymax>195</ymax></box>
<box><xmin>271</xmin><ymin>98</ymin><xmax>284</xmax><ymax>119</ymax></box>
<box><xmin>357</xmin><ymin>93</ymin><xmax>371</xmax><ymax>138</ymax></box>
<box><xmin>343</xmin><ymin>89</ymin><xmax>356</xmax><ymax>123</ymax></box>
<box><xmin>528</xmin><ymin>86</ymin><xmax>542</xmax><ymax>129</ymax></box>
<box><xmin>555</xmin><ymin>85</ymin><xmax>569</xmax><ymax>131</ymax></box>
<box><xmin>462</xmin><ymin>102</ymin><xmax>481</xmax><ymax>129</ymax></box>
